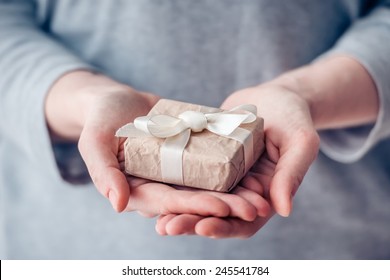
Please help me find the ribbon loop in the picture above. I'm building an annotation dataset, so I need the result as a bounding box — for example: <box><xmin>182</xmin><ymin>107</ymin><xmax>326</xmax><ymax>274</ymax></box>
<box><xmin>206</xmin><ymin>113</ymin><xmax>250</xmax><ymax>136</ymax></box>
<box><xmin>148</xmin><ymin>115</ymin><xmax>186</xmax><ymax>138</ymax></box>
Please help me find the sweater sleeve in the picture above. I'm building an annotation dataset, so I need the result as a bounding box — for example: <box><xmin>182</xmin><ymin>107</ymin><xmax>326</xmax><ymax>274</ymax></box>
<box><xmin>317</xmin><ymin>1</ymin><xmax>390</xmax><ymax>163</ymax></box>
<box><xmin>0</xmin><ymin>0</ymin><xmax>94</xmax><ymax>183</ymax></box>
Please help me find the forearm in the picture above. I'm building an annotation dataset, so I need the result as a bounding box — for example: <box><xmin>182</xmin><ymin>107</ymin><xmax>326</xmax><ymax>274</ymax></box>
<box><xmin>270</xmin><ymin>56</ymin><xmax>379</xmax><ymax>130</ymax></box>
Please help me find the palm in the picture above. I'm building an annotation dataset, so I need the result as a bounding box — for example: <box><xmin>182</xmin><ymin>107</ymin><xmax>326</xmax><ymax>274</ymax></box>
<box><xmin>154</xmin><ymin>149</ymin><xmax>276</xmax><ymax>238</ymax></box>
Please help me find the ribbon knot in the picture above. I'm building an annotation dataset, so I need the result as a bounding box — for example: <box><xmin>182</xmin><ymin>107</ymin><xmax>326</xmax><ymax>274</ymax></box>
<box><xmin>116</xmin><ymin>103</ymin><xmax>258</xmax><ymax>186</ymax></box>
<box><xmin>178</xmin><ymin>111</ymin><xmax>207</xmax><ymax>132</ymax></box>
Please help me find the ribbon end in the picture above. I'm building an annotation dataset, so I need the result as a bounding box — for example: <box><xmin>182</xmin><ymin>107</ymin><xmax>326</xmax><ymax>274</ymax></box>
<box><xmin>115</xmin><ymin>123</ymin><xmax>136</xmax><ymax>137</ymax></box>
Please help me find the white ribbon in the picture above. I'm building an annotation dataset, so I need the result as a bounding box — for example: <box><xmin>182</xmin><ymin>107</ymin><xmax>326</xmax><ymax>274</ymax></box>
<box><xmin>116</xmin><ymin>104</ymin><xmax>257</xmax><ymax>185</ymax></box>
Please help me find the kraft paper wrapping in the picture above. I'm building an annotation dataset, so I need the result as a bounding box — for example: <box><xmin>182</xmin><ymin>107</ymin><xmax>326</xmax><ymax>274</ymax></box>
<box><xmin>123</xmin><ymin>99</ymin><xmax>264</xmax><ymax>192</ymax></box>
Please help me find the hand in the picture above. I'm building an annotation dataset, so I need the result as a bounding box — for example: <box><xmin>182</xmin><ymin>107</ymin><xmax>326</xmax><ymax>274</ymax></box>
<box><xmin>77</xmin><ymin>87</ymin><xmax>158</xmax><ymax>212</ymax></box>
<box><xmin>222</xmin><ymin>85</ymin><xmax>320</xmax><ymax>217</ymax></box>
<box><xmin>155</xmin><ymin>84</ymin><xmax>320</xmax><ymax>238</ymax></box>
<box><xmin>155</xmin><ymin>155</ymin><xmax>275</xmax><ymax>238</ymax></box>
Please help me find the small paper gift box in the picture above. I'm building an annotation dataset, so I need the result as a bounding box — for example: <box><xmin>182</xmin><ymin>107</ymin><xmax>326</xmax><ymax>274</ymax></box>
<box><xmin>116</xmin><ymin>99</ymin><xmax>264</xmax><ymax>192</ymax></box>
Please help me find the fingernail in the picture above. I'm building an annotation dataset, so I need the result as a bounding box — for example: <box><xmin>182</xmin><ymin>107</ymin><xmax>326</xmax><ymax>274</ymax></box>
<box><xmin>280</xmin><ymin>210</ymin><xmax>290</xmax><ymax>218</ymax></box>
<box><xmin>282</xmin><ymin>196</ymin><xmax>293</xmax><ymax>217</ymax></box>
<box><xmin>108</xmin><ymin>190</ymin><xmax>119</xmax><ymax>212</ymax></box>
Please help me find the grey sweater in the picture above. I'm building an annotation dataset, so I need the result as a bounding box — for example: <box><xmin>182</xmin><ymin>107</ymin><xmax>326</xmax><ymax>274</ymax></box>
<box><xmin>1</xmin><ymin>0</ymin><xmax>390</xmax><ymax>259</ymax></box>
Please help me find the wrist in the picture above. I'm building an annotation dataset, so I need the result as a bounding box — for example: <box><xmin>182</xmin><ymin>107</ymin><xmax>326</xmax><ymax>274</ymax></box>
<box><xmin>266</xmin><ymin>56</ymin><xmax>379</xmax><ymax>130</ymax></box>
<box><xmin>262</xmin><ymin>68</ymin><xmax>317</xmax><ymax>125</ymax></box>
<box><xmin>45</xmin><ymin>70</ymin><xmax>132</xmax><ymax>141</ymax></box>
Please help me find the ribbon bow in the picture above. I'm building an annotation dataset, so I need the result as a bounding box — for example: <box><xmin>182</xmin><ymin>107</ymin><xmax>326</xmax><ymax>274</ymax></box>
<box><xmin>116</xmin><ymin>104</ymin><xmax>257</xmax><ymax>185</ymax></box>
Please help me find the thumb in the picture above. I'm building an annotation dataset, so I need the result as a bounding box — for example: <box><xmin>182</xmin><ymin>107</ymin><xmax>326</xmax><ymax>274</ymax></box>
<box><xmin>79</xmin><ymin>128</ymin><xmax>130</xmax><ymax>212</ymax></box>
<box><xmin>270</xmin><ymin>132</ymin><xmax>319</xmax><ymax>217</ymax></box>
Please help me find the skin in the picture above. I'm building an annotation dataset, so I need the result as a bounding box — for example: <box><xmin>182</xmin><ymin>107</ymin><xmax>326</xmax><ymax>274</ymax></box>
<box><xmin>45</xmin><ymin>55</ymin><xmax>378</xmax><ymax>238</ymax></box>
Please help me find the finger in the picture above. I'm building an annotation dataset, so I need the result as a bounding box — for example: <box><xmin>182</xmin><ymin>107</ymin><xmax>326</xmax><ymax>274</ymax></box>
<box><xmin>137</xmin><ymin>211</ymin><xmax>157</xmax><ymax>218</ymax></box>
<box><xmin>126</xmin><ymin>183</ymin><xmax>231</xmax><ymax>217</ymax></box>
<box><xmin>207</xmin><ymin>191</ymin><xmax>257</xmax><ymax>222</ymax></box>
<box><xmin>250</xmin><ymin>152</ymin><xmax>277</xmax><ymax>179</ymax></box>
<box><xmin>240</xmin><ymin>175</ymin><xmax>265</xmax><ymax>196</ymax></box>
<box><xmin>79</xmin><ymin>129</ymin><xmax>130</xmax><ymax>212</ymax></box>
<box><xmin>195</xmin><ymin>216</ymin><xmax>272</xmax><ymax>239</ymax></box>
<box><xmin>232</xmin><ymin>186</ymin><xmax>271</xmax><ymax>217</ymax></box>
<box><xmin>126</xmin><ymin>176</ymin><xmax>153</xmax><ymax>188</ymax></box>
<box><xmin>270</xmin><ymin>132</ymin><xmax>319</xmax><ymax>217</ymax></box>
<box><xmin>164</xmin><ymin>214</ymin><xmax>204</xmax><ymax>235</ymax></box>
<box><xmin>244</xmin><ymin>153</ymin><xmax>276</xmax><ymax>199</ymax></box>
<box><xmin>155</xmin><ymin>214</ymin><xmax>176</xmax><ymax>235</ymax></box>
<box><xmin>118</xmin><ymin>148</ymin><xmax>125</xmax><ymax>168</ymax></box>
<box><xmin>175</xmin><ymin>183</ymin><xmax>262</xmax><ymax>221</ymax></box>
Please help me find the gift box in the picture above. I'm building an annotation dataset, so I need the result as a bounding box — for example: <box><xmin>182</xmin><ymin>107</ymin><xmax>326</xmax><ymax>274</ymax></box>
<box><xmin>116</xmin><ymin>99</ymin><xmax>264</xmax><ymax>192</ymax></box>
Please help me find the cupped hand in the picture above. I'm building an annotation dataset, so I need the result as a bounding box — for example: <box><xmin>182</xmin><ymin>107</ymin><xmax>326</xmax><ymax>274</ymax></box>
<box><xmin>155</xmin><ymin>154</ymin><xmax>275</xmax><ymax>238</ymax></box>
<box><xmin>223</xmin><ymin>85</ymin><xmax>320</xmax><ymax>217</ymax></box>
<box><xmin>77</xmin><ymin>87</ymin><xmax>158</xmax><ymax>212</ymax></box>
<box><xmin>154</xmin><ymin>84</ymin><xmax>319</xmax><ymax>238</ymax></box>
